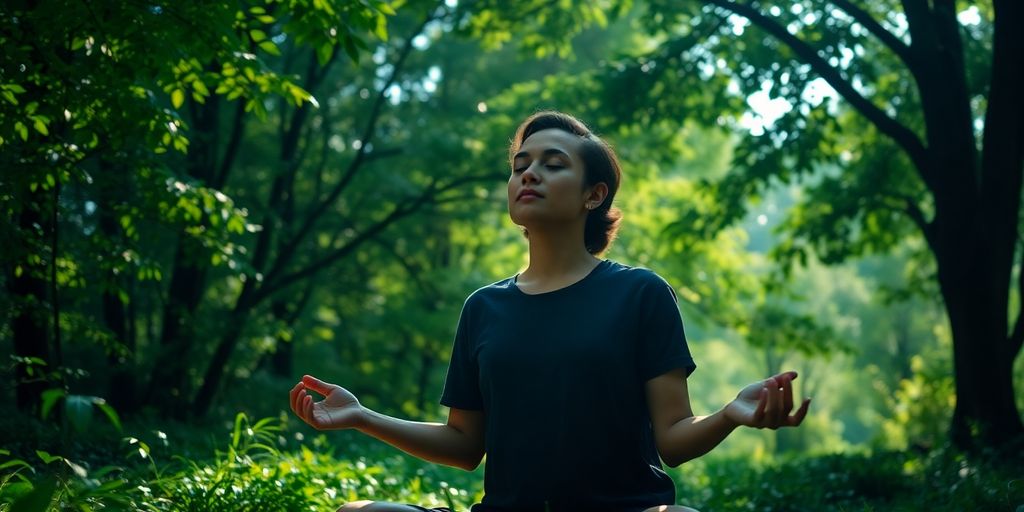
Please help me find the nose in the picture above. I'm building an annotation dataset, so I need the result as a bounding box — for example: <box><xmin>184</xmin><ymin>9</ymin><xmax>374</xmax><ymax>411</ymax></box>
<box><xmin>521</xmin><ymin>162</ymin><xmax>540</xmax><ymax>183</ymax></box>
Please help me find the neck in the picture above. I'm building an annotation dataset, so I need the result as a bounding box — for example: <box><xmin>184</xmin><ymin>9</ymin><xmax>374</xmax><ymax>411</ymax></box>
<box><xmin>522</xmin><ymin>224</ymin><xmax>600</xmax><ymax>281</ymax></box>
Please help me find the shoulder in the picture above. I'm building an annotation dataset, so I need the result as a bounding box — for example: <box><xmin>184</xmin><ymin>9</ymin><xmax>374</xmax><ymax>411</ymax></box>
<box><xmin>461</xmin><ymin>275</ymin><xmax>517</xmax><ymax>311</ymax></box>
<box><xmin>602</xmin><ymin>260</ymin><xmax>675</xmax><ymax>288</ymax></box>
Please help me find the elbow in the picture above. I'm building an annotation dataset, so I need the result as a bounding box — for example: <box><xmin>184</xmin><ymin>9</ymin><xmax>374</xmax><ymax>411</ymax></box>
<box><xmin>661</xmin><ymin>454</ymin><xmax>683</xmax><ymax>469</ymax></box>
<box><xmin>658</xmin><ymin>448</ymin><xmax>691</xmax><ymax>468</ymax></box>
<box><xmin>457</xmin><ymin>453</ymin><xmax>483</xmax><ymax>471</ymax></box>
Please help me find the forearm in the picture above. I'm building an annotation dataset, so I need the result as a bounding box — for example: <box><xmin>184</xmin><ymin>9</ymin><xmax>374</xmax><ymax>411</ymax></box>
<box><xmin>659</xmin><ymin>407</ymin><xmax>739</xmax><ymax>467</ymax></box>
<box><xmin>355</xmin><ymin>408</ymin><xmax>483</xmax><ymax>471</ymax></box>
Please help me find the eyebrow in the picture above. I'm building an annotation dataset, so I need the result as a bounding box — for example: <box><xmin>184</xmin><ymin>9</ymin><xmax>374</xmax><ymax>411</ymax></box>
<box><xmin>513</xmin><ymin>147</ymin><xmax>571</xmax><ymax>161</ymax></box>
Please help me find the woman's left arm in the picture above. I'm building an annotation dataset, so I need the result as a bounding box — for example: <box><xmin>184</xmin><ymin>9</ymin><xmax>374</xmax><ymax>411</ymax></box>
<box><xmin>646</xmin><ymin>368</ymin><xmax>811</xmax><ymax>467</ymax></box>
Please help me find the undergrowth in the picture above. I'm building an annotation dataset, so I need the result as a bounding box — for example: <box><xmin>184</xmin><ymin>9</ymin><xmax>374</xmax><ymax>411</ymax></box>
<box><xmin>1</xmin><ymin>413</ymin><xmax>1021</xmax><ymax>511</ymax></box>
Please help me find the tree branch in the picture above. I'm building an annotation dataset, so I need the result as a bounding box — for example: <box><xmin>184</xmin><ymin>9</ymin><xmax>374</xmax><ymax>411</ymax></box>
<box><xmin>214</xmin><ymin>99</ymin><xmax>246</xmax><ymax>189</ymax></box>
<box><xmin>265</xmin><ymin>6</ymin><xmax>446</xmax><ymax>286</ymax></box>
<box><xmin>705</xmin><ymin>0</ymin><xmax>935</xmax><ymax>189</ymax></box>
<box><xmin>828</xmin><ymin>0</ymin><xmax>920</xmax><ymax>75</ymax></box>
<box><xmin>257</xmin><ymin>181</ymin><xmax>440</xmax><ymax>300</ymax></box>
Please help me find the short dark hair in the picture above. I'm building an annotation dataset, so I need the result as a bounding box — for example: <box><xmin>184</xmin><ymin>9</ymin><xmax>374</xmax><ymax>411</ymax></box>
<box><xmin>508</xmin><ymin>111</ymin><xmax>623</xmax><ymax>255</ymax></box>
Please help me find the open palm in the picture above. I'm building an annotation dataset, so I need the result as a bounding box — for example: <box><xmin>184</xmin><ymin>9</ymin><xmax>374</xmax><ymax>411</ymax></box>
<box><xmin>289</xmin><ymin>375</ymin><xmax>364</xmax><ymax>430</ymax></box>
<box><xmin>724</xmin><ymin>371</ymin><xmax>811</xmax><ymax>429</ymax></box>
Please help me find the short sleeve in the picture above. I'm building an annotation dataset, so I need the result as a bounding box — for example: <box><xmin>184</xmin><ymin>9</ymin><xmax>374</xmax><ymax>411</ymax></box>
<box><xmin>440</xmin><ymin>299</ymin><xmax>484</xmax><ymax>410</ymax></box>
<box><xmin>636</xmin><ymin>274</ymin><xmax>696</xmax><ymax>381</ymax></box>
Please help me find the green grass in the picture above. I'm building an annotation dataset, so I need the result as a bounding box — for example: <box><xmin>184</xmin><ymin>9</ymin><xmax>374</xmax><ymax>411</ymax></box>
<box><xmin>1</xmin><ymin>413</ymin><xmax>1021</xmax><ymax>511</ymax></box>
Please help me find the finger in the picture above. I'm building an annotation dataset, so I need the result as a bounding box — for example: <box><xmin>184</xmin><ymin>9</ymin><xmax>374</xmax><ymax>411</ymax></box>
<box><xmin>773</xmin><ymin>370</ymin><xmax>798</xmax><ymax>382</ymax></box>
<box><xmin>302</xmin><ymin>374</ymin><xmax>335</xmax><ymax>397</ymax></box>
<box><xmin>295</xmin><ymin>387</ymin><xmax>309</xmax><ymax>417</ymax></box>
<box><xmin>290</xmin><ymin>383</ymin><xmax>304</xmax><ymax>413</ymax></box>
<box><xmin>788</xmin><ymin>397</ymin><xmax>812</xmax><ymax>426</ymax></box>
<box><xmin>780</xmin><ymin>373</ymin><xmax>794</xmax><ymax>414</ymax></box>
<box><xmin>303</xmin><ymin>394</ymin><xmax>315</xmax><ymax>425</ymax></box>
<box><xmin>763</xmin><ymin>377</ymin><xmax>779</xmax><ymax>426</ymax></box>
<box><xmin>290</xmin><ymin>386</ymin><xmax>302</xmax><ymax>414</ymax></box>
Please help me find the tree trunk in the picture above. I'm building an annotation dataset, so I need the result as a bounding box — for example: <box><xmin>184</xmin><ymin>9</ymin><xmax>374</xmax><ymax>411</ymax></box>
<box><xmin>98</xmin><ymin>162</ymin><xmax>138</xmax><ymax>411</ymax></box>
<box><xmin>191</xmin><ymin>303</ymin><xmax>253</xmax><ymax>416</ymax></box>
<box><xmin>146</xmin><ymin>95</ymin><xmax>221</xmax><ymax>413</ymax></box>
<box><xmin>146</xmin><ymin>239</ymin><xmax>209</xmax><ymax>413</ymax></box>
<box><xmin>9</xmin><ymin>204</ymin><xmax>50</xmax><ymax>413</ymax></box>
<box><xmin>940</xmin><ymin>246</ymin><xmax>1024</xmax><ymax>448</ymax></box>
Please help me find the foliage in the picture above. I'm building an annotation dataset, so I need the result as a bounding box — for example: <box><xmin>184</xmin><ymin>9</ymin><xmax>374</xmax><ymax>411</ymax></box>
<box><xmin>1</xmin><ymin>413</ymin><xmax>1021</xmax><ymax>511</ymax></box>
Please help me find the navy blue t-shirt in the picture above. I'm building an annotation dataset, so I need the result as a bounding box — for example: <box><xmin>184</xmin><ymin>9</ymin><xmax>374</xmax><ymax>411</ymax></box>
<box><xmin>441</xmin><ymin>259</ymin><xmax>696</xmax><ymax>512</ymax></box>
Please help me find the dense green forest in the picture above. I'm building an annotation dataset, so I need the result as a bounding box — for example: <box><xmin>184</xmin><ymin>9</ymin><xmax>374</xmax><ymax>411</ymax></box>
<box><xmin>2</xmin><ymin>0</ymin><xmax>1023</xmax><ymax>510</ymax></box>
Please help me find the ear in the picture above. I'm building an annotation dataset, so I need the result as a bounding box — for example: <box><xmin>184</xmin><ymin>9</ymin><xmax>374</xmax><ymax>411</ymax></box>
<box><xmin>584</xmin><ymin>182</ymin><xmax>609</xmax><ymax>208</ymax></box>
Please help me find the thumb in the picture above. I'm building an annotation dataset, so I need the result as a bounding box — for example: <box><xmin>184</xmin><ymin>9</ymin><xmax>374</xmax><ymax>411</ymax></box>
<box><xmin>302</xmin><ymin>374</ymin><xmax>335</xmax><ymax>396</ymax></box>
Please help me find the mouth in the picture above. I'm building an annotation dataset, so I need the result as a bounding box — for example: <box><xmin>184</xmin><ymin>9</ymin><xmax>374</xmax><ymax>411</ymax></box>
<box><xmin>517</xmin><ymin>190</ymin><xmax>543</xmax><ymax>200</ymax></box>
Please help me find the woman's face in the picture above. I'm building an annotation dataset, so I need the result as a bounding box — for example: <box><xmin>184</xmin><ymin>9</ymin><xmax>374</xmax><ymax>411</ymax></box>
<box><xmin>507</xmin><ymin>128</ymin><xmax>592</xmax><ymax>229</ymax></box>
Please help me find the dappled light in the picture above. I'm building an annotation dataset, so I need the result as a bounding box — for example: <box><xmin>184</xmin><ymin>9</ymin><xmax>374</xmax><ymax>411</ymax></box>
<box><xmin>2</xmin><ymin>0</ymin><xmax>1022</xmax><ymax>511</ymax></box>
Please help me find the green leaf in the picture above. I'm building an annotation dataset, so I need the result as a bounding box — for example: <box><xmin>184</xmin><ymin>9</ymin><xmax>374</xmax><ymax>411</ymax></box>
<box><xmin>0</xmin><ymin>459</ymin><xmax>33</xmax><ymax>472</ymax></box>
<box><xmin>316</xmin><ymin>43</ymin><xmax>333</xmax><ymax>66</ymax></box>
<box><xmin>15</xmin><ymin>121</ymin><xmax>28</xmax><ymax>141</ymax></box>
<box><xmin>35</xmin><ymin>451</ymin><xmax>61</xmax><ymax>465</ymax></box>
<box><xmin>342</xmin><ymin>35</ymin><xmax>359</xmax><ymax>63</ymax></box>
<box><xmin>231</xmin><ymin>412</ymin><xmax>245</xmax><ymax>449</ymax></box>
<box><xmin>171</xmin><ymin>89</ymin><xmax>185</xmax><ymax>108</ymax></box>
<box><xmin>258</xmin><ymin>40</ymin><xmax>281</xmax><ymax>56</ymax></box>
<box><xmin>40</xmin><ymin>389</ymin><xmax>65</xmax><ymax>420</ymax></box>
<box><xmin>10</xmin><ymin>476</ymin><xmax>57</xmax><ymax>512</ymax></box>
<box><xmin>94</xmin><ymin>399</ymin><xmax>123</xmax><ymax>431</ymax></box>
<box><xmin>249</xmin><ymin>29</ymin><xmax>267</xmax><ymax>42</ymax></box>
<box><xmin>374</xmin><ymin>15</ymin><xmax>388</xmax><ymax>41</ymax></box>
<box><xmin>32</xmin><ymin>117</ymin><xmax>48</xmax><ymax>136</ymax></box>
<box><xmin>65</xmin><ymin>395</ymin><xmax>94</xmax><ymax>432</ymax></box>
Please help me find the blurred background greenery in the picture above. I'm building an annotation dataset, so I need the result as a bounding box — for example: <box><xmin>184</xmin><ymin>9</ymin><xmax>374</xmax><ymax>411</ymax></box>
<box><xmin>1</xmin><ymin>0</ymin><xmax>1022</xmax><ymax>510</ymax></box>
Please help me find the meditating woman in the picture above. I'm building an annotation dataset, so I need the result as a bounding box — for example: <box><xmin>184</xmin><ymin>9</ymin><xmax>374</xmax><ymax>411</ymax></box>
<box><xmin>289</xmin><ymin>111</ymin><xmax>811</xmax><ymax>512</ymax></box>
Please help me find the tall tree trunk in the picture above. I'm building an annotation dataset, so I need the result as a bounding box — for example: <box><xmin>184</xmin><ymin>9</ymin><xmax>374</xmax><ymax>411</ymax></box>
<box><xmin>191</xmin><ymin>300</ymin><xmax>254</xmax><ymax>416</ymax></box>
<box><xmin>98</xmin><ymin>174</ymin><xmax>137</xmax><ymax>411</ymax></box>
<box><xmin>146</xmin><ymin>95</ymin><xmax>221</xmax><ymax>413</ymax></box>
<box><xmin>938</xmin><ymin>229</ymin><xmax>1024</xmax><ymax>448</ymax></box>
<box><xmin>947</xmin><ymin>0</ymin><xmax>1024</xmax><ymax>449</ymax></box>
<box><xmin>9</xmin><ymin>201</ymin><xmax>50</xmax><ymax>413</ymax></box>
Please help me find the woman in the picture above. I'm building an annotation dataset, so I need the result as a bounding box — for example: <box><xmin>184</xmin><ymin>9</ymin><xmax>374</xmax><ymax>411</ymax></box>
<box><xmin>289</xmin><ymin>111</ymin><xmax>811</xmax><ymax>512</ymax></box>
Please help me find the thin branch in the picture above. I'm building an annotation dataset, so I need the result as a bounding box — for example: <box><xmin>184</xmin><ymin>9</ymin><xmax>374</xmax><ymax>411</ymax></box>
<box><xmin>828</xmin><ymin>0</ymin><xmax>919</xmax><ymax>75</ymax></box>
<box><xmin>705</xmin><ymin>0</ymin><xmax>935</xmax><ymax>189</ymax></box>
<box><xmin>257</xmin><ymin>181</ymin><xmax>440</xmax><ymax>300</ymax></box>
<box><xmin>372</xmin><ymin>238</ymin><xmax>439</xmax><ymax>301</ymax></box>
<box><xmin>364</xmin><ymin>147</ymin><xmax>405</xmax><ymax>163</ymax></box>
<box><xmin>214</xmin><ymin>99</ymin><xmax>246</xmax><ymax>189</ymax></box>
<box><xmin>263</xmin><ymin>5</ymin><xmax>446</xmax><ymax>286</ymax></box>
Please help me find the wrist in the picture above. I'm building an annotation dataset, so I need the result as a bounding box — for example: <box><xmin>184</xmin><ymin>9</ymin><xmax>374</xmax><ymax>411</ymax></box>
<box><xmin>720</xmin><ymin>401</ymin><xmax>743</xmax><ymax>430</ymax></box>
<box><xmin>351</xmin><ymin>406</ymin><xmax>373</xmax><ymax>431</ymax></box>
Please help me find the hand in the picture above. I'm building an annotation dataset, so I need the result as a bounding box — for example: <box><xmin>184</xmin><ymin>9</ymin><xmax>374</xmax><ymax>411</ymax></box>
<box><xmin>724</xmin><ymin>371</ymin><xmax>811</xmax><ymax>429</ymax></box>
<box><xmin>289</xmin><ymin>374</ymin><xmax>364</xmax><ymax>430</ymax></box>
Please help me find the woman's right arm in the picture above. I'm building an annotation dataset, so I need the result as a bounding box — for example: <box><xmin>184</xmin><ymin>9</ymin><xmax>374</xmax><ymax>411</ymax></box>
<box><xmin>290</xmin><ymin>375</ymin><xmax>485</xmax><ymax>471</ymax></box>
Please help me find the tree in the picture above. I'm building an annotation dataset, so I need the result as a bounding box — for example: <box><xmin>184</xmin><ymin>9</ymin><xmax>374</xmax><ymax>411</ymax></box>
<box><xmin>593</xmin><ymin>0</ymin><xmax>1022</xmax><ymax>448</ymax></box>
<box><xmin>0</xmin><ymin>0</ymin><xmax>373</xmax><ymax>414</ymax></box>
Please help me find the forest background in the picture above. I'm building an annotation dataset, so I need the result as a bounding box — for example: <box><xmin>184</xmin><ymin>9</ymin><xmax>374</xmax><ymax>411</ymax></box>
<box><xmin>1</xmin><ymin>0</ymin><xmax>1023</xmax><ymax>510</ymax></box>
